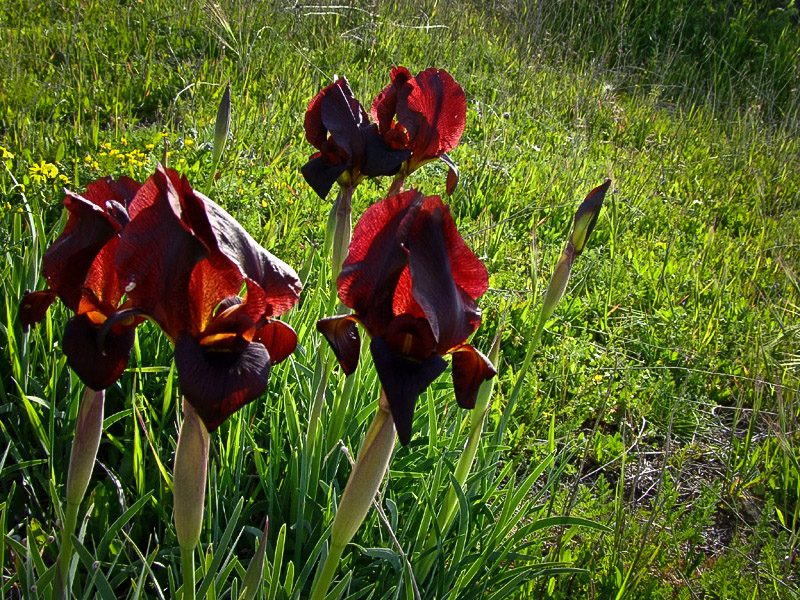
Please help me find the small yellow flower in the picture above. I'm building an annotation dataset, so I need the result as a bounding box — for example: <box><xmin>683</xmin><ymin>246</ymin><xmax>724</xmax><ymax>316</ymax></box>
<box><xmin>184</xmin><ymin>138</ymin><xmax>195</xmax><ymax>147</ymax></box>
<box><xmin>120</xmin><ymin>137</ymin><xmax>128</xmax><ymax>146</ymax></box>
<box><xmin>99</xmin><ymin>151</ymin><xmax>108</xmax><ymax>156</ymax></box>
<box><xmin>0</xmin><ymin>145</ymin><xmax>14</xmax><ymax>159</ymax></box>
<box><xmin>109</xmin><ymin>148</ymin><xmax>120</xmax><ymax>157</ymax></box>
<box><xmin>145</xmin><ymin>143</ymin><xmax>155</xmax><ymax>151</ymax></box>
<box><xmin>91</xmin><ymin>161</ymin><xmax>99</xmax><ymax>170</ymax></box>
<box><xmin>29</xmin><ymin>160</ymin><xmax>59</xmax><ymax>184</ymax></box>
<box><xmin>261</xmin><ymin>200</ymin><xmax>268</xmax><ymax>207</ymax></box>
<box><xmin>594</xmin><ymin>374</ymin><xmax>604</xmax><ymax>383</ymax></box>
<box><xmin>84</xmin><ymin>155</ymin><xmax>92</xmax><ymax>163</ymax></box>
<box><xmin>237</xmin><ymin>169</ymin><xmax>244</xmax><ymax>175</ymax></box>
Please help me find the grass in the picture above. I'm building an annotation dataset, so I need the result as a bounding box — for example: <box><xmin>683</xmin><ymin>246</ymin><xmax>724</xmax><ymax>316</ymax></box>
<box><xmin>1</xmin><ymin>0</ymin><xmax>799</xmax><ymax>598</ymax></box>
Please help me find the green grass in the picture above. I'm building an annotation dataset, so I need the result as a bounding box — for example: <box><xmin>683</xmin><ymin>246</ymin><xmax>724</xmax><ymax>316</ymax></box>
<box><xmin>1</xmin><ymin>0</ymin><xmax>799</xmax><ymax>598</ymax></box>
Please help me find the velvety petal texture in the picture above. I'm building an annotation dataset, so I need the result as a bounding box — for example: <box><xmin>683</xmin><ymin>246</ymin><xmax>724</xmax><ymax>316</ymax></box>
<box><xmin>23</xmin><ymin>167</ymin><xmax>301</xmax><ymax>427</ymax></box>
<box><xmin>318</xmin><ymin>190</ymin><xmax>494</xmax><ymax>444</ymax></box>
<box><xmin>372</xmin><ymin>67</ymin><xmax>467</xmax><ymax>188</ymax></box>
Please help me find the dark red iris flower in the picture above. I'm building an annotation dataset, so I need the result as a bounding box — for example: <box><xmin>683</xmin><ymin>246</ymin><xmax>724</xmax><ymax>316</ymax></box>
<box><xmin>317</xmin><ymin>190</ymin><xmax>495</xmax><ymax>445</ymax></box>
<box><xmin>371</xmin><ymin>67</ymin><xmax>467</xmax><ymax>194</ymax></box>
<box><xmin>114</xmin><ymin>166</ymin><xmax>302</xmax><ymax>431</ymax></box>
<box><xmin>301</xmin><ymin>77</ymin><xmax>411</xmax><ymax>200</ymax></box>
<box><xmin>20</xmin><ymin>176</ymin><xmax>143</xmax><ymax>390</ymax></box>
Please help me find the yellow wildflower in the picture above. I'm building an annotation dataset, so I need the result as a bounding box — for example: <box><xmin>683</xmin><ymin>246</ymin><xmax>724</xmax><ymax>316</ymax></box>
<box><xmin>29</xmin><ymin>160</ymin><xmax>59</xmax><ymax>184</ymax></box>
<box><xmin>0</xmin><ymin>145</ymin><xmax>14</xmax><ymax>159</ymax></box>
<box><xmin>145</xmin><ymin>143</ymin><xmax>155</xmax><ymax>151</ymax></box>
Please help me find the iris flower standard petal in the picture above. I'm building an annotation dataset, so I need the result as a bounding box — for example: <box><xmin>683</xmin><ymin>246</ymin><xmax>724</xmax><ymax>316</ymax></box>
<box><xmin>116</xmin><ymin>166</ymin><xmax>302</xmax><ymax>431</ymax></box>
<box><xmin>372</xmin><ymin>68</ymin><xmax>467</xmax><ymax>191</ymax></box>
<box><xmin>20</xmin><ymin>176</ymin><xmax>141</xmax><ymax>390</ymax></box>
<box><xmin>318</xmin><ymin>190</ymin><xmax>495</xmax><ymax>445</ymax></box>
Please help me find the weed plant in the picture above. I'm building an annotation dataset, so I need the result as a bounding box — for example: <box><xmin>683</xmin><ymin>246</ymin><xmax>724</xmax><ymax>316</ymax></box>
<box><xmin>0</xmin><ymin>0</ymin><xmax>799</xmax><ymax>598</ymax></box>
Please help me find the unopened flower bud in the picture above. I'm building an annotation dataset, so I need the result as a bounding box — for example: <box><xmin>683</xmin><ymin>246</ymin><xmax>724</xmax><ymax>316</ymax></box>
<box><xmin>66</xmin><ymin>388</ymin><xmax>105</xmax><ymax>505</ymax></box>
<box><xmin>173</xmin><ymin>399</ymin><xmax>210</xmax><ymax>552</ymax></box>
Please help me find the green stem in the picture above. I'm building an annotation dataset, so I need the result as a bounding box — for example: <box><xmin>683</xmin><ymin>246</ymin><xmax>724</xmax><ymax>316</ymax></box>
<box><xmin>57</xmin><ymin>501</ymin><xmax>81</xmax><ymax>599</ymax></box>
<box><xmin>181</xmin><ymin>545</ymin><xmax>196</xmax><ymax>600</ymax></box>
<box><xmin>416</xmin><ymin>331</ymin><xmax>502</xmax><ymax>580</ymax></box>
<box><xmin>310</xmin><ymin>542</ymin><xmax>345</xmax><ymax>600</ymax></box>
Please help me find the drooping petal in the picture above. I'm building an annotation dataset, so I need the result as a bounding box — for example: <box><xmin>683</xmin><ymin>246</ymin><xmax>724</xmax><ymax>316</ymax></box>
<box><xmin>406</xmin><ymin>199</ymin><xmax>483</xmax><ymax>352</ymax></box>
<box><xmin>360</xmin><ymin>125</ymin><xmax>410</xmax><ymax>178</ymax></box>
<box><xmin>370</xmin><ymin>337</ymin><xmax>447</xmax><ymax>446</ymax></box>
<box><xmin>441</xmin><ymin>154</ymin><xmax>459</xmax><ymax>196</ymax></box>
<box><xmin>19</xmin><ymin>290</ymin><xmax>57</xmax><ymax>329</ymax></box>
<box><xmin>254</xmin><ymin>320</ymin><xmax>298</xmax><ymax>366</ymax></box>
<box><xmin>316</xmin><ymin>315</ymin><xmax>361</xmax><ymax>375</ymax></box>
<box><xmin>178</xmin><ymin>176</ymin><xmax>302</xmax><ymax>317</ymax></box>
<box><xmin>301</xmin><ymin>154</ymin><xmax>349</xmax><ymax>200</ymax></box>
<box><xmin>174</xmin><ymin>332</ymin><xmax>271</xmax><ymax>432</ymax></box>
<box><xmin>62</xmin><ymin>313</ymin><xmax>136</xmax><ymax>390</ymax></box>
<box><xmin>450</xmin><ymin>344</ymin><xmax>496</xmax><ymax>409</ymax></box>
<box><xmin>397</xmin><ymin>68</ymin><xmax>466</xmax><ymax>163</ymax></box>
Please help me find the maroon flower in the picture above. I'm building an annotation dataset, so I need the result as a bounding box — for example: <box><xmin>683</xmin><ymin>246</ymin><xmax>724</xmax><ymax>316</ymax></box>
<box><xmin>372</xmin><ymin>67</ymin><xmax>467</xmax><ymax>194</ymax></box>
<box><xmin>301</xmin><ymin>78</ymin><xmax>411</xmax><ymax>199</ymax></box>
<box><xmin>115</xmin><ymin>166</ymin><xmax>301</xmax><ymax>431</ymax></box>
<box><xmin>19</xmin><ymin>176</ymin><xmax>142</xmax><ymax>390</ymax></box>
<box><xmin>317</xmin><ymin>191</ymin><xmax>495</xmax><ymax>444</ymax></box>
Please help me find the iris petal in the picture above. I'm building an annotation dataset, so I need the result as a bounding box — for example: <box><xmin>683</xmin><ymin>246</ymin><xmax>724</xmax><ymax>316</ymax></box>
<box><xmin>317</xmin><ymin>315</ymin><xmax>361</xmax><ymax>375</ymax></box>
<box><xmin>175</xmin><ymin>332</ymin><xmax>271</xmax><ymax>432</ymax></box>
<box><xmin>370</xmin><ymin>337</ymin><xmax>447</xmax><ymax>446</ymax></box>
<box><xmin>255</xmin><ymin>320</ymin><xmax>298</xmax><ymax>366</ymax></box>
<box><xmin>397</xmin><ymin>68</ymin><xmax>466</xmax><ymax>163</ymax></box>
<box><xmin>407</xmin><ymin>201</ymin><xmax>482</xmax><ymax>352</ymax></box>
<box><xmin>62</xmin><ymin>313</ymin><xmax>136</xmax><ymax>391</ymax></box>
<box><xmin>450</xmin><ymin>344</ymin><xmax>497</xmax><ymax>409</ymax></box>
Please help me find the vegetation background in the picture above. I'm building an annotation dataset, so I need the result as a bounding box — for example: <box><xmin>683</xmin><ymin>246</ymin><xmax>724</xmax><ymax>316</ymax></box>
<box><xmin>0</xmin><ymin>0</ymin><xmax>798</xmax><ymax>598</ymax></box>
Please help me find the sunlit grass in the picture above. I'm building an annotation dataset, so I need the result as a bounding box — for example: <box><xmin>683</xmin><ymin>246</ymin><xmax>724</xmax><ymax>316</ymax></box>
<box><xmin>0</xmin><ymin>0</ymin><xmax>798</xmax><ymax>598</ymax></box>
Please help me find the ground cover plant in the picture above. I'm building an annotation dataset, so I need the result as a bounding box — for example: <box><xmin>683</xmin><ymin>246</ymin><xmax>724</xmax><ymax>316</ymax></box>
<box><xmin>1</xmin><ymin>0</ymin><xmax>799</xmax><ymax>598</ymax></box>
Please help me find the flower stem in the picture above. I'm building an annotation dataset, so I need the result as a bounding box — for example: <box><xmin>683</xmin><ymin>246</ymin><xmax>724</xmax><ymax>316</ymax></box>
<box><xmin>58</xmin><ymin>387</ymin><xmax>105</xmax><ymax>599</ymax></box>
<box><xmin>181</xmin><ymin>545</ymin><xmax>196</xmax><ymax>600</ymax></box>
<box><xmin>310</xmin><ymin>542</ymin><xmax>345</xmax><ymax>600</ymax></box>
<box><xmin>310</xmin><ymin>394</ymin><xmax>396</xmax><ymax>600</ymax></box>
<box><xmin>330</xmin><ymin>185</ymin><xmax>354</xmax><ymax>285</ymax></box>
